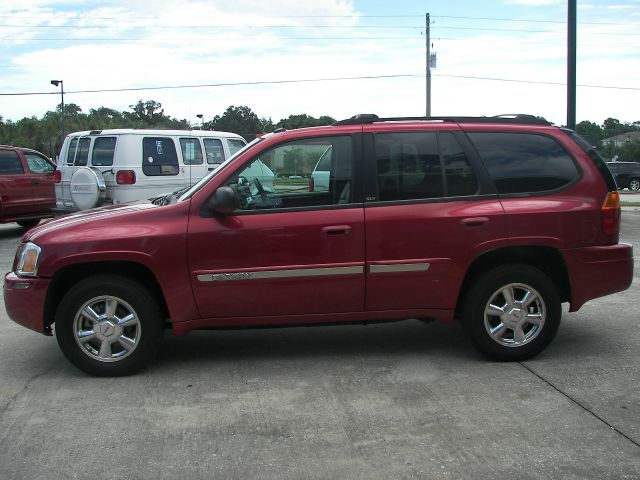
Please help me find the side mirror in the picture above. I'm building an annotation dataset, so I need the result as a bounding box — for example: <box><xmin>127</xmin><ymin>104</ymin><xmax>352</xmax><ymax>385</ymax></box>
<box><xmin>207</xmin><ymin>186</ymin><xmax>240</xmax><ymax>214</ymax></box>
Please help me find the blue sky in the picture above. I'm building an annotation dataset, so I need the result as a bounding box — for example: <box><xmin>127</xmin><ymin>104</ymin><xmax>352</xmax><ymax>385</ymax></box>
<box><xmin>1</xmin><ymin>0</ymin><xmax>639</xmax><ymax>126</ymax></box>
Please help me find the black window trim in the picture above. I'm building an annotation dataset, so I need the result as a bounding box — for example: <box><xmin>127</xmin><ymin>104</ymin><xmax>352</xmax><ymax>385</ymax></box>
<box><xmin>462</xmin><ymin>129</ymin><xmax>584</xmax><ymax>199</ymax></box>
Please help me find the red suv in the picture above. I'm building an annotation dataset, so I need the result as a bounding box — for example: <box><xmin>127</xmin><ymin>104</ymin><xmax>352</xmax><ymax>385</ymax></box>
<box><xmin>0</xmin><ymin>145</ymin><xmax>56</xmax><ymax>228</ymax></box>
<box><xmin>4</xmin><ymin>115</ymin><xmax>634</xmax><ymax>376</ymax></box>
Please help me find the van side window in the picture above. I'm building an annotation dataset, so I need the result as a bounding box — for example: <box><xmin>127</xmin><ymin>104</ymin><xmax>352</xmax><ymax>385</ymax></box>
<box><xmin>66</xmin><ymin>138</ymin><xmax>78</xmax><ymax>165</ymax></box>
<box><xmin>0</xmin><ymin>150</ymin><xmax>25</xmax><ymax>174</ymax></box>
<box><xmin>75</xmin><ymin>137</ymin><xmax>91</xmax><ymax>166</ymax></box>
<box><xmin>467</xmin><ymin>132</ymin><xmax>579</xmax><ymax>194</ymax></box>
<box><xmin>228</xmin><ymin>139</ymin><xmax>246</xmax><ymax>156</ymax></box>
<box><xmin>375</xmin><ymin>132</ymin><xmax>442</xmax><ymax>201</ymax></box>
<box><xmin>92</xmin><ymin>137</ymin><xmax>117</xmax><ymax>166</ymax></box>
<box><xmin>439</xmin><ymin>132</ymin><xmax>478</xmax><ymax>196</ymax></box>
<box><xmin>180</xmin><ymin>138</ymin><xmax>204</xmax><ymax>165</ymax></box>
<box><xmin>204</xmin><ymin>139</ymin><xmax>225</xmax><ymax>165</ymax></box>
<box><xmin>142</xmin><ymin>137</ymin><xmax>179</xmax><ymax>176</ymax></box>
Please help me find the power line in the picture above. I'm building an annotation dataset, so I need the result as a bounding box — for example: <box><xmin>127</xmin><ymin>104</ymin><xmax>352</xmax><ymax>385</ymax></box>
<box><xmin>1</xmin><ymin>73</ymin><xmax>638</xmax><ymax>97</ymax></box>
<box><xmin>0</xmin><ymin>12</ymin><xmax>639</xmax><ymax>26</ymax></box>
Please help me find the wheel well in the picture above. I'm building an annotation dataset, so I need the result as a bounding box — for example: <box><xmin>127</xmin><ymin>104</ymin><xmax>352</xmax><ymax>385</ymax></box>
<box><xmin>456</xmin><ymin>246</ymin><xmax>571</xmax><ymax>317</ymax></box>
<box><xmin>43</xmin><ymin>262</ymin><xmax>170</xmax><ymax>328</ymax></box>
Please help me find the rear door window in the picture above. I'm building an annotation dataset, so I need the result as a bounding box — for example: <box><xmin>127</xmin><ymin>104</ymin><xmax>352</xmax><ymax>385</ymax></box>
<box><xmin>142</xmin><ymin>137</ymin><xmax>179</xmax><ymax>176</ymax></box>
<box><xmin>66</xmin><ymin>138</ymin><xmax>78</xmax><ymax>165</ymax></box>
<box><xmin>74</xmin><ymin>137</ymin><xmax>91</xmax><ymax>166</ymax></box>
<box><xmin>91</xmin><ymin>137</ymin><xmax>117</xmax><ymax>166</ymax></box>
<box><xmin>467</xmin><ymin>132</ymin><xmax>579</xmax><ymax>194</ymax></box>
<box><xmin>375</xmin><ymin>132</ymin><xmax>442</xmax><ymax>201</ymax></box>
<box><xmin>0</xmin><ymin>150</ymin><xmax>25</xmax><ymax>174</ymax></box>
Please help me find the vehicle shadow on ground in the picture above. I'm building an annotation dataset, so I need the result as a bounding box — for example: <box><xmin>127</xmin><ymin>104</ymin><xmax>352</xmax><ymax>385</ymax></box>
<box><xmin>155</xmin><ymin>320</ymin><xmax>475</xmax><ymax>367</ymax></box>
<box><xmin>0</xmin><ymin>226</ymin><xmax>28</xmax><ymax>240</ymax></box>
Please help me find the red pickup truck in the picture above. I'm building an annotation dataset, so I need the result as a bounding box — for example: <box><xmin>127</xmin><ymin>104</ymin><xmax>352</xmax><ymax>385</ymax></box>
<box><xmin>0</xmin><ymin>145</ymin><xmax>56</xmax><ymax>228</ymax></box>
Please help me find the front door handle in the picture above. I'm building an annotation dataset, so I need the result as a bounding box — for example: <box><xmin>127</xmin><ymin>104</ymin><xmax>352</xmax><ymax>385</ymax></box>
<box><xmin>322</xmin><ymin>225</ymin><xmax>352</xmax><ymax>236</ymax></box>
<box><xmin>461</xmin><ymin>217</ymin><xmax>489</xmax><ymax>227</ymax></box>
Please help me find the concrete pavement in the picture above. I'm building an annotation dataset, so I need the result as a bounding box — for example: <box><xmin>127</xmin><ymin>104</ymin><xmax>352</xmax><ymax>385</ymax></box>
<box><xmin>0</xmin><ymin>214</ymin><xmax>638</xmax><ymax>480</ymax></box>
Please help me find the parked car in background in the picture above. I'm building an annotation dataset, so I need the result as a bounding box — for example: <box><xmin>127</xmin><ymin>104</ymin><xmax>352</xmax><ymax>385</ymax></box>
<box><xmin>0</xmin><ymin>145</ymin><xmax>56</xmax><ymax>228</ymax></box>
<box><xmin>4</xmin><ymin>115</ymin><xmax>634</xmax><ymax>376</ymax></box>
<box><xmin>55</xmin><ymin>129</ymin><xmax>248</xmax><ymax>211</ymax></box>
<box><xmin>606</xmin><ymin>161</ymin><xmax>640</xmax><ymax>191</ymax></box>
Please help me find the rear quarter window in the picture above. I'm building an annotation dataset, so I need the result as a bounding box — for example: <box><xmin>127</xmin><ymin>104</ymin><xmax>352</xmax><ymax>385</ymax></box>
<box><xmin>467</xmin><ymin>132</ymin><xmax>579</xmax><ymax>194</ymax></box>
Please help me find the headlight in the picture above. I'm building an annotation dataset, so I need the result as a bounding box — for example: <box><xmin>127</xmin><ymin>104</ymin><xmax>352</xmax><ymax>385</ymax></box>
<box><xmin>16</xmin><ymin>242</ymin><xmax>42</xmax><ymax>277</ymax></box>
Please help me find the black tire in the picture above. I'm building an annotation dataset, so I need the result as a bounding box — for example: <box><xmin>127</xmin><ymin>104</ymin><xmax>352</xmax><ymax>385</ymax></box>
<box><xmin>462</xmin><ymin>264</ymin><xmax>561</xmax><ymax>361</ymax></box>
<box><xmin>17</xmin><ymin>219</ymin><xmax>40</xmax><ymax>229</ymax></box>
<box><xmin>629</xmin><ymin>178</ymin><xmax>640</xmax><ymax>192</ymax></box>
<box><xmin>55</xmin><ymin>275</ymin><xmax>163</xmax><ymax>376</ymax></box>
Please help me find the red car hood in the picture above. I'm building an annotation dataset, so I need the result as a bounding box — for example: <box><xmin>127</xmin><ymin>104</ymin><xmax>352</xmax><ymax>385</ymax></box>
<box><xmin>24</xmin><ymin>202</ymin><xmax>159</xmax><ymax>243</ymax></box>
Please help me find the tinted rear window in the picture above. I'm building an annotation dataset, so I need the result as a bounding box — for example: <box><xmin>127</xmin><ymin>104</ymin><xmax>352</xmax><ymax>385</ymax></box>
<box><xmin>467</xmin><ymin>132</ymin><xmax>579</xmax><ymax>194</ymax></box>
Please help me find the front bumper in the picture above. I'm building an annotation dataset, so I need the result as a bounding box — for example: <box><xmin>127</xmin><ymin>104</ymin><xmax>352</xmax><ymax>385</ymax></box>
<box><xmin>3</xmin><ymin>272</ymin><xmax>51</xmax><ymax>335</ymax></box>
<box><xmin>564</xmin><ymin>243</ymin><xmax>634</xmax><ymax>311</ymax></box>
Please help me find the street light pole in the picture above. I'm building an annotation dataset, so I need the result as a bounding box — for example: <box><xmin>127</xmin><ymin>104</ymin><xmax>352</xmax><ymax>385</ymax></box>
<box><xmin>50</xmin><ymin>80</ymin><xmax>64</xmax><ymax>155</ymax></box>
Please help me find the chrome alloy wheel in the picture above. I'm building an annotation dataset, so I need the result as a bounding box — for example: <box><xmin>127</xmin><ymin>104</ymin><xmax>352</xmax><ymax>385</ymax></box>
<box><xmin>483</xmin><ymin>283</ymin><xmax>546</xmax><ymax>348</ymax></box>
<box><xmin>73</xmin><ymin>295</ymin><xmax>142</xmax><ymax>362</ymax></box>
<box><xmin>629</xmin><ymin>179</ymin><xmax>640</xmax><ymax>191</ymax></box>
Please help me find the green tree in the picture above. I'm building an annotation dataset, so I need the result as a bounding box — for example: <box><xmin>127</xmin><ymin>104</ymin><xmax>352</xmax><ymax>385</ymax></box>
<box><xmin>619</xmin><ymin>141</ymin><xmax>640</xmax><ymax>162</ymax></box>
<box><xmin>576</xmin><ymin>120</ymin><xmax>603</xmax><ymax>147</ymax></box>
<box><xmin>276</xmin><ymin>113</ymin><xmax>336</xmax><ymax>129</ymax></box>
<box><xmin>207</xmin><ymin>105</ymin><xmax>272</xmax><ymax>141</ymax></box>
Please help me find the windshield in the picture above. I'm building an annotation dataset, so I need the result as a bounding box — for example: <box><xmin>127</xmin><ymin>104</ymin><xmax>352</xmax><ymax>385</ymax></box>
<box><xmin>177</xmin><ymin>136</ymin><xmax>264</xmax><ymax>202</ymax></box>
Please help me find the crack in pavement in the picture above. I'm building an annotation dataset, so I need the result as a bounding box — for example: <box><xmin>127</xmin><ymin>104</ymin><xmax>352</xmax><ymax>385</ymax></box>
<box><xmin>519</xmin><ymin>361</ymin><xmax>640</xmax><ymax>450</ymax></box>
<box><xmin>0</xmin><ymin>360</ymin><xmax>62</xmax><ymax>419</ymax></box>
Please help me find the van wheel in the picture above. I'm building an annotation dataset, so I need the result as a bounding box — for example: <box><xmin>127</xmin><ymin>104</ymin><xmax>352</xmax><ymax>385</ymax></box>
<box><xmin>629</xmin><ymin>178</ymin><xmax>640</xmax><ymax>192</ymax></box>
<box><xmin>17</xmin><ymin>219</ymin><xmax>40</xmax><ymax>229</ymax></box>
<box><xmin>55</xmin><ymin>275</ymin><xmax>163</xmax><ymax>376</ymax></box>
<box><xmin>462</xmin><ymin>264</ymin><xmax>561</xmax><ymax>361</ymax></box>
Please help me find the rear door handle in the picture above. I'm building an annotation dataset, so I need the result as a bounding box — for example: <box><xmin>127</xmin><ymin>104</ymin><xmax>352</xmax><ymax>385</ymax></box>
<box><xmin>322</xmin><ymin>225</ymin><xmax>352</xmax><ymax>236</ymax></box>
<box><xmin>461</xmin><ymin>217</ymin><xmax>489</xmax><ymax>227</ymax></box>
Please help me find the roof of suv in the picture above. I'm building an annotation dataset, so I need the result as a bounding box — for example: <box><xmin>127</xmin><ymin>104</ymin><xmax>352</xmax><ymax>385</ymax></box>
<box><xmin>333</xmin><ymin>113</ymin><xmax>551</xmax><ymax>126</ymax></box>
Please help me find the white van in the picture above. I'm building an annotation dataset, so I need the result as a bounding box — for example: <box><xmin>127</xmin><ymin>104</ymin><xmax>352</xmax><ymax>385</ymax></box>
<box><xmin>55</xmin><ymin>129</ymin><xmax>249</xmax><ymax>210</ymax></box>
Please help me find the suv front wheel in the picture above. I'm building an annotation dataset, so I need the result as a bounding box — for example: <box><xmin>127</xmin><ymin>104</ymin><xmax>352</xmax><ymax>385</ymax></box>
<box><xmin>55</xmin><ymin>275</ymin><xmax>163</xmax><ymax>376</ymax></box>
<box><xmin>462</xmin><ymin>264</ymin><xmax>561</xmax><ymax>361</ymax></box>
<box><xmin>629</xmin><ymin>178</ymin><xmax>640</xmax><ymax>192</ymax></box>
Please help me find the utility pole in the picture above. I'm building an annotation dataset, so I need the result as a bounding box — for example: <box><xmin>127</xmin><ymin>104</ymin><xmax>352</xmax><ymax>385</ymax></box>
<box><xmin>567</xmin><ymin>0</ymin><xmax>577</xmax><ymax>129</ymax></box>
<box><xmin>426</xmin><ymin>13</ymin><xmax>431</xmax><ymax>117</ymax></box>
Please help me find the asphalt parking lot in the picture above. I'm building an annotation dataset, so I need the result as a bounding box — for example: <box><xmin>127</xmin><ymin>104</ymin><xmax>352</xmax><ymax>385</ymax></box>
<box><xmin>1</xmin><ymin>210</ymin><xmax>639</xmax><ymax>480</ymax></box>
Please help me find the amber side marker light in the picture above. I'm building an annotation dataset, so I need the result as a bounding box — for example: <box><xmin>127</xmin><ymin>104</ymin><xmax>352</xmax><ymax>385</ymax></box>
<box><xmin>601</xmin><ymin>191</ymin><xmax>621</xmax><ymax>236</ymax></box>
<box><xmin>22</xmin><ymin>249</ymin><xmax>39</xmax><ymax>274</ymax></box>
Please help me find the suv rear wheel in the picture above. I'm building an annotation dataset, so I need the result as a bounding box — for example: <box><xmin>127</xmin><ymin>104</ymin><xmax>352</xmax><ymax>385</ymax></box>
<box><xmin>55</xmin><ymin>275</ymin><xmax>163</xmax><ymax>376</ymax></box>
<box><xmin>462</xmin><ymin>264</ymin><xmax>561</xmax><ymax>361</ymax></box>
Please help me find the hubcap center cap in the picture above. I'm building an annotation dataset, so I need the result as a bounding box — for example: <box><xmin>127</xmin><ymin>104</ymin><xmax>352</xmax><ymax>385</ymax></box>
<box><xmin>99</xmin><ymin>320</ymin><xmax>117</xmax><ymax>338</ymax></box>
<box><xmin>504</xmin><ymin>308</ymin><xmax>524</xmax><ymax>325</ymax></box>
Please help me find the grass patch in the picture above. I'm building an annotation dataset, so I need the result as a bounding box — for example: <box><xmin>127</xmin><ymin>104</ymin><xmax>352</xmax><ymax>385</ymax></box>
<box><xmin>621</xmin><ymin>202</ymin><xmax>640</xmax><ymax>207</ymax></box>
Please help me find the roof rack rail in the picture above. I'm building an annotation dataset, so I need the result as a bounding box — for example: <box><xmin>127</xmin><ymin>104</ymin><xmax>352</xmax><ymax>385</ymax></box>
<box><xmin>334</xmin><ymin>114</ymin><xmax>551</xmax><ymax>126</ymax></box>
